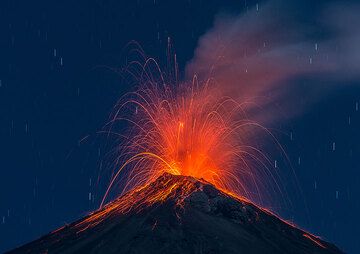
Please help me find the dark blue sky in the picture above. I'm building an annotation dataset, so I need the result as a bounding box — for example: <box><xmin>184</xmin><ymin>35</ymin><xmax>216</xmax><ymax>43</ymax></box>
<box><xmin>0</xmin><ymin>0</ymin><xmax>359</xmax><ymax>253</ymax></box>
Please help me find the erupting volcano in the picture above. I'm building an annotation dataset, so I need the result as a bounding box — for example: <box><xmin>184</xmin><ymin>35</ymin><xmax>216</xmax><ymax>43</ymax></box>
<box><xmin>7</xmin><ymin>58</ymin><xmax>343</xmax><ymax>253</ymax></box>
<box><xmin>100</xmin><ymin>60</ymin><xmax>288</xmax><ymax>209</ymax></box>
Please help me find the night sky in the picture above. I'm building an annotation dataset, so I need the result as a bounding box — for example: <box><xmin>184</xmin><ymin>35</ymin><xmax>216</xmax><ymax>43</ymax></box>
<box><xmin>1</xmin><ymin>0</ymin><xmax>359</xmax><ymax>253</ymax></box>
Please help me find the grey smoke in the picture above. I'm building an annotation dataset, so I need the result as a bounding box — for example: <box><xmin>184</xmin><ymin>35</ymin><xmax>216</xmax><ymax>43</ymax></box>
<box><xmin>186</xmin><ymin>1</ymin><xmax>360</xmax><ymax>123</ymax></box>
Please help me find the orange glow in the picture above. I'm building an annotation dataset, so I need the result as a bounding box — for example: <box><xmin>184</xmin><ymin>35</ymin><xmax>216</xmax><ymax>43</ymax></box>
<box><xmin>303</xmin><ymin>233</ymin><xmax>326</xmax><ymax>249</ymax></box>
<box><xmin>100</xmin><ymin>60</ymin><xmax>284</xmax><ymax>209</ymax></box>
<box><xmin>56</xmin><ymin>51</ymin><xmax>328</xmax><ymax>252</ymax></box>
<box><xmin>75</xmin><ymin>173</ymin><xmax>324</xmax><ymax>251</ymax></box>
<box><xmin>76</xmin><ymin>174</ymin><xmax>208</xmax><ymax>232</ymax></box>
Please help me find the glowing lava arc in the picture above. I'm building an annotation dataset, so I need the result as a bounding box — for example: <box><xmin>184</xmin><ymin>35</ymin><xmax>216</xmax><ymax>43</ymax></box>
<box><xmin>100</xmin><ymin>59</ymin><xmax>286</xmax><ymax>209</ymax></box>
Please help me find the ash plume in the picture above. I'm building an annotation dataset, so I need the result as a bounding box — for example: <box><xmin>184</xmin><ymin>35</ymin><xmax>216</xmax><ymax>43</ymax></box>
<box><xmin>186</xmin><ymin>0</ymin><xmax>360</xmax><ymax>123</ymax></box>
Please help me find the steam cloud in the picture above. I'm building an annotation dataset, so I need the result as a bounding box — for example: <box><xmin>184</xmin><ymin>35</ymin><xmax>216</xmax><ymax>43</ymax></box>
<box><xmin>186</xmin><ymin>1</ymin><xmax>360</xmax><ymax>123</ymax></box>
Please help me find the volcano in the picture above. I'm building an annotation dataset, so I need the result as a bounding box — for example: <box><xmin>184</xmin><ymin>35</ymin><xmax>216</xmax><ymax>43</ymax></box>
<box><xmin>8</xmin><ymin>173</ymin><xmax>342</xmax><ymax>254</ymax></box>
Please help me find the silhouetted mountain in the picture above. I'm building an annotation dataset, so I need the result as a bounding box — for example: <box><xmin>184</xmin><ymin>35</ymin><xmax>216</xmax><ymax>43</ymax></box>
<box><xmin>7</xmin><ymin>173</ymin><xmax>343</xmax><ymax>254</ymax></box>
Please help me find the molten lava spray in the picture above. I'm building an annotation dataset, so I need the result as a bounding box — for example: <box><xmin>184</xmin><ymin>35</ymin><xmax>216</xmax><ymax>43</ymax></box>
<box><xmin>100</xmin><ymin>57</ymin><xmax>286</xmax><ymax>209</ymax></box>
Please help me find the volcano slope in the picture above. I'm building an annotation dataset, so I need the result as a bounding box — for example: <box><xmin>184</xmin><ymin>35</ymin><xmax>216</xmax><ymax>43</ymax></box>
<box><xmin>8</xmin><ymin>173</ymin><xmax>342</xmax><ymax>254</ymax></box>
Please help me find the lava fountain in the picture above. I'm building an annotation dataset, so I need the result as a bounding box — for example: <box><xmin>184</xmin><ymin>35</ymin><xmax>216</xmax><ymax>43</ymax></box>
<box><xmin>99</xmin><ymin>54</ymin><xmax>288</xmax><ymax>210</ymax></box>
<box><xmin>7</xmin><ymin>47</ymin><xmax>342</xmax><ymax>254</ymax></box>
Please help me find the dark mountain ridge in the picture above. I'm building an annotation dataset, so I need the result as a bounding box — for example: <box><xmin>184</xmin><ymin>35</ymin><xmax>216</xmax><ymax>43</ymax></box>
<box><xmin>7</xmin><ymin>173</ymin><xmax>343</xmax><ymax>254</ymax></box>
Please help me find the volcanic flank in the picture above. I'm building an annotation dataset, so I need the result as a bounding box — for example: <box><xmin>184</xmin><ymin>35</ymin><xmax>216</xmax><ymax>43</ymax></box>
<box><xmin>8</xmin><ymin>173</ymin><xmax>342</xmax><ymax>254</ymax></box>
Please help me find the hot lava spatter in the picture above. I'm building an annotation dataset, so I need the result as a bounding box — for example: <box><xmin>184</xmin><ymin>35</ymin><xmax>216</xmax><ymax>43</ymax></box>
<box><xmin>8</xmin><ymin>173</ymin><xmax>342</xmax><ymax>254</ymax></box>
<box><xmin>7</xmin><ymin>56</ymin><xmax>343</xmax><ymax>253</ymax></box>
<box><xmin>100</xmin><ymin>64</ymin><xmax>287</xmax><ymax>210</ymax></box>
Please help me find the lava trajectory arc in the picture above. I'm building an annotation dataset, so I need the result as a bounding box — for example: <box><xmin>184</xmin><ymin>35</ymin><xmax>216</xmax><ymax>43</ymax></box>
<box><xmin>98</xmin><ymin>47</ymin><xmax>293</xmax><ymax>214</ymax></box>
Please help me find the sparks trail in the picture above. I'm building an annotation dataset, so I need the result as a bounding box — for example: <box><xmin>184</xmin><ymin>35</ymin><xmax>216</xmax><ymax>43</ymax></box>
<box><xmin>99</xmin><ymin>50</ymin><xmax>290</xmax><ymax>211</ymax></box>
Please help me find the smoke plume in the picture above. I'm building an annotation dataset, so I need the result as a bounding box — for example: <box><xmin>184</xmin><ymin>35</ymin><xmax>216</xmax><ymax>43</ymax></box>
<box><xmin>186</xmin><ymin>1</ymin><xmax>360</xmax><ymax>123</ymax></box>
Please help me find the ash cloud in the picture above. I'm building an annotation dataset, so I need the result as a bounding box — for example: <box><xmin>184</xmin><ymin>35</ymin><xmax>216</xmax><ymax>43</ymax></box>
<box><xmin>186</xmin><ymin>1</ymin><xmax>360</xmax><ymax>123</ymax></box>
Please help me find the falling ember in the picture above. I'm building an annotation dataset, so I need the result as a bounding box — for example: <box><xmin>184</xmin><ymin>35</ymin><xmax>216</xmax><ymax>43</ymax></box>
<box><xmin>99</xmin><ymin>56</ymin><xmax>289</xmax><ymax>211</ymax></box>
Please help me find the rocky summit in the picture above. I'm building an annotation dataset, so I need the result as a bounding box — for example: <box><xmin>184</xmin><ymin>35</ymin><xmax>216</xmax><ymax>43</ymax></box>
<box><xmin>8</xmin><ymin>173</ymin><xmax>343</xmax><ymax>254</ymax></box>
